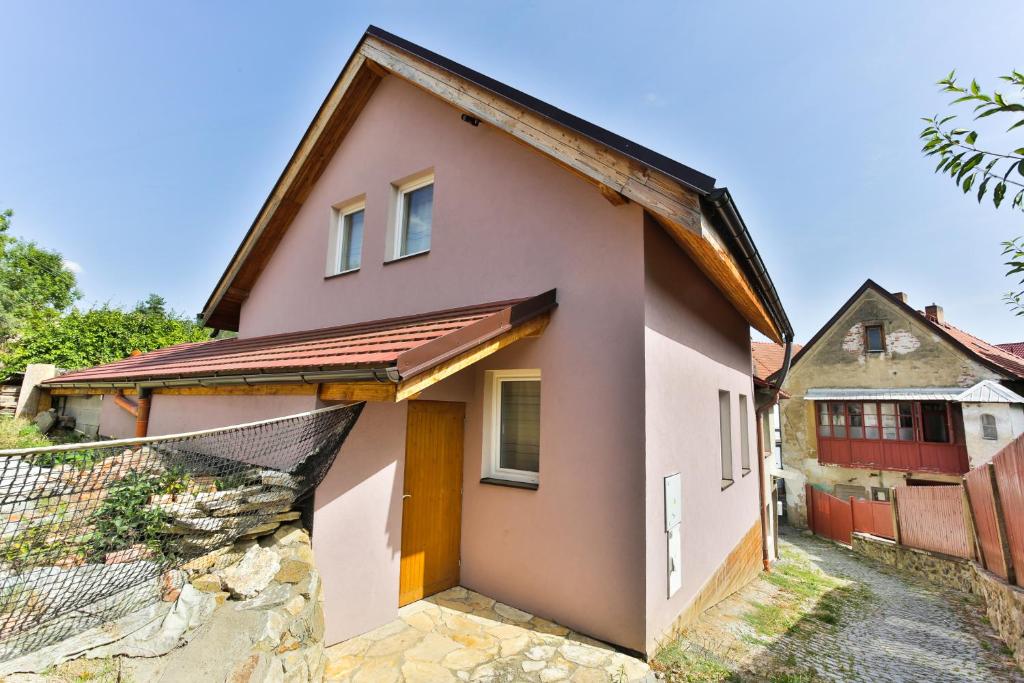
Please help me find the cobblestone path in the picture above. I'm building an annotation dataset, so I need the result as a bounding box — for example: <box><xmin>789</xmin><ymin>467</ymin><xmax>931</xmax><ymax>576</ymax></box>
<box><xmin>770</xmin><ymin>530</ymin><xmax>1022</xmax><ymax>682</ymax></box>
<box><xmin>671</xmin><ymin>529</ymin><xmax>1022</xmax><ymax>682</ymax></box>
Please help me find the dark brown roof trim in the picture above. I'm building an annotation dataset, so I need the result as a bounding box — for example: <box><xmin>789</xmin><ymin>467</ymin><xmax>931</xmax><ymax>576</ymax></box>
<box><xmin>365</xmin><ymin>26</ymin><xmax>716</xmax><ymax>196</ymax></box>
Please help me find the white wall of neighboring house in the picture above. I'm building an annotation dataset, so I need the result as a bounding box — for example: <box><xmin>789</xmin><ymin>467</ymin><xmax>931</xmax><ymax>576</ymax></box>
<box><xmin>962</xmin><ymin>402</ymin><xmax>1024</xmax><ymax>467</ymax></box>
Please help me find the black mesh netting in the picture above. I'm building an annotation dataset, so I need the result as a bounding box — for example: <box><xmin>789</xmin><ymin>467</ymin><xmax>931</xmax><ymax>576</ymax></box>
<box><xmin>0</xmin><ymin>401</ymin><xmax>363</xmax><ymax>661</ymax></box>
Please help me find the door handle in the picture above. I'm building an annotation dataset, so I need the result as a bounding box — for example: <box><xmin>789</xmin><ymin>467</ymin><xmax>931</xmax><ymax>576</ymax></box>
<box><xmin>402</xmin><ymin>494</ymin><xmax>412</xmax><ymax>500</ymax></box>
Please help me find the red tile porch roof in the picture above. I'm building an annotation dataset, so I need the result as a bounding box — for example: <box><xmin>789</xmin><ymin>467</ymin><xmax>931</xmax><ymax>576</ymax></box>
<box><xmin>44</xmin><ymin>291</ymin><xmax>556</xmax><ymax>386</ymax></box>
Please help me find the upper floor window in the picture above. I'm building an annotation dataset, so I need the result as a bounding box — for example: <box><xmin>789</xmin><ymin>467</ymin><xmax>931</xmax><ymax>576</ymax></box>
<box><xmin>817</xmin><ymin>401</ymin><xmax>952</xmax><ymax>444</ymax></box>
<box><xmin>483</xmin><ymin>369</ymin><xmax>540</xmax><ymax>485</ymax></box>
<box><xmin>864</xmin><ymin>324</ymin><xmax>885</xmax><ymax>352</ymax></box>
<box><xmin>393</xmin><ymin>175</ymin><xmax>434</xmax><ymax>259</ymax></box>
<box><xmin>719</xmin><ymin>390</ymin><xmax>733</xmax><ymax>487</ymax></box>
<box><xmin>328</xmin><ymin>199</ymin><xmax>364</xmax><ymax>276</ymax></box>
<box><xmin>982</xmin><ymin>413</ymin><xmax>998</xmax><ymax>440</ymax></box>
<box><xmin>337</xmin><ymin>206</ymin><xmax>364</xmax><ymax>273</ymax></box>
<box><xmin>739</xmin><ymin>394</ymin><xmax>750</xmax><ymax>474</ymax></box>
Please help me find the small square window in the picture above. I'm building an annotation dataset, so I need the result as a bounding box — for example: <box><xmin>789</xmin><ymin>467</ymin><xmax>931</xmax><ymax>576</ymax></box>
<box><xmin>483</xmin><ymin>370</ymin><xmax>540</xmax><ymax>485</ymax></box>
<box><xmin>865</xmin><ymin>324</ymin><xmax>885</xmax><ymax>352</ymax></box>
<box><xmin>338</xmin><ymin>208</ymin><xmax>364</xmax><ymax>273</ymax></box>
<box><xmin>981</xmin><ymin>413</ymin><xmax>998</xmax><ymax>440</ymax></box>
<box><xmin>393</xmin><ymin>176</ymin><xmax>433</xmax><ymax>259</ymax></box>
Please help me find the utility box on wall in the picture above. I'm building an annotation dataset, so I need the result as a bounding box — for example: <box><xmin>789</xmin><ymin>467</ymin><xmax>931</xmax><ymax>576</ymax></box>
<box><xmin>664</xmin><ymin>473</ymin><xmax>682</xmax><ymax>596</ymax></box>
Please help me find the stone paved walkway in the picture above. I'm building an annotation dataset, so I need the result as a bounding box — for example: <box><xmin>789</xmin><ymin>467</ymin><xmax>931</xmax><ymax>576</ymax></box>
<box><xmin>672</xmin><ymin>529</ymin><xmax>1023</xmax><ymax>682</ymax></box>
<box><xmin>324</xmin><ymin>587</ymin><xmax>653</xmax><ymax>682</ymax></box>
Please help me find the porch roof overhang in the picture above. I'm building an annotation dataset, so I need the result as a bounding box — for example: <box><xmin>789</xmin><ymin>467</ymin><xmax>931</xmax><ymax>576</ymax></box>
<box><xmin>42</xmin><ymin>290</ymin><xmax>556</xmax><ymax>402</ymax></box>
<box><xmin>805</xmin><ymin>387</ymin><xmax>965</xmax><ymax>402</ymax></box>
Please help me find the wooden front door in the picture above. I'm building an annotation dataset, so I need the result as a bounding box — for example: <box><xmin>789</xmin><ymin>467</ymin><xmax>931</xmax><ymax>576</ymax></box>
<box><xmin>399</xmin><ymin>400</ymin><xmax>465</xmax><ymax>606</ymax></box>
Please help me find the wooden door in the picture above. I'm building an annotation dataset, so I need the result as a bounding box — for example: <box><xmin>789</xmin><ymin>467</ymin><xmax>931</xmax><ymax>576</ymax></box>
<box><xmin>399</xmin><ymin>400</ymin><xmax>465</xmax><ymax>606</ymax></box>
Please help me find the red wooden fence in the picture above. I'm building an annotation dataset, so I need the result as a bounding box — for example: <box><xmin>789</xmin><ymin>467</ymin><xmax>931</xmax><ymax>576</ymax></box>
<box><xmin>806</xmin><ymin>485</ymin><xmax>894</xmax><ymax>545</ymax></box>
<box><xmin>965</xmin><ymin>464</ymin><xmax>1008</xmax><ymax>580</ymax></box>
<box><xmin>852</xmin><ymin>497</ymin><xmax>894</xmax><ymax>539</ymax></box>
<box><xmin>894</xmin><ymin>485</ymin><xmax>973</xmax><ymax>559</ymax></box>
<box><xmin>993</xmin><ymin>439</ymin><xmax>1024</xmax><ymax>587</ymax></box>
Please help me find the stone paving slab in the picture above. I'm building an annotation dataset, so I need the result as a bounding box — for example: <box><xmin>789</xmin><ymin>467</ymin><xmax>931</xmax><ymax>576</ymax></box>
<box><xmin>324</xmin><ymin>587</ymin><xmax>653</xmax><ymax>682</ymax></box>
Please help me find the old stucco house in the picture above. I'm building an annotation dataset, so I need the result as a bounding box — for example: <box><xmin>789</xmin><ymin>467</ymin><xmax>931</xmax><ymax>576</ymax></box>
<box><xmin>38</xmin><ymin>27</ymin><xmax>793</xmax><ymax>655</ymax></box>
<box><xmin>777</xmin><ymin>280</ymin><xmax>1024</xmax><ymax>526</ymax></box>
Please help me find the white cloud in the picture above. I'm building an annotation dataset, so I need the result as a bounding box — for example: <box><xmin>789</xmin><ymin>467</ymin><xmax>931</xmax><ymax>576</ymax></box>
<box><xmin>62</xmin><ymin>259</ymin><xmax>83</xmax><ymax>274</ymax></box>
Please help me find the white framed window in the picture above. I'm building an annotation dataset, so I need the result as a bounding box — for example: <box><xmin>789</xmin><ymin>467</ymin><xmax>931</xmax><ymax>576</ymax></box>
<box><xmin>482</xmin><ymin>369</ymin><xmax>541</xmax><ymax>485</ymax></box>
<box><xmin>719</xmin><ymin>390</ymin><xmax>733</xmax><ymax>487</ymax></box>
<box><xmin>391</xmin><ymin>174</ymin><xmax>434</xmax><ymax>260</ymax></box>
<box><xmin>327</xmin><ymin>198</ymin><xmax>365</xmax><ymax>276</ymax></box>
<box><xmin>739</xmin><ymin>394</ymin><xmax>750</xmax><ymax>474</ymax></box>
<box><xmin>981</xmin><ymin>413</ymin><xmax>998</xmax><ymax>440</ymax></box>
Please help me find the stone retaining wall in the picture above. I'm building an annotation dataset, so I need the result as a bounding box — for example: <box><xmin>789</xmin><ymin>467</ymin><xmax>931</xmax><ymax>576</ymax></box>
<box><xmin>851</xmin><ymin>533</ymin><xmax>974</xmax><ymax>592</ymax></box>
<box><xmin>852</xmin><ymin>532</ymin><xmax>1024</xmax><ymax>670</ymax></box>
<box><xmin>0</xmin><ymin>523</ymin><xmax>326</xmax><ymax>681</ymax></box>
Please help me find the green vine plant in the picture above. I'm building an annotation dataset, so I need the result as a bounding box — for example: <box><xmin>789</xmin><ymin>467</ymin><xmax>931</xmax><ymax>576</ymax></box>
<box><xmin>920</xmin><ymin>70</ymin><xmax>1024</xmax><ymax>315</ymax></box>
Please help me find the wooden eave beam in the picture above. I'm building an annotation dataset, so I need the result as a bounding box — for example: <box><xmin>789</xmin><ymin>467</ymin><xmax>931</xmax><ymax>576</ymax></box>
<box><xmin>357</xmin><ymin>37</ymin><xmax>781</xmax><ymax>342</ymax></box>
<box><xmin>203</xmin><ymin>31</ymin><xmax>783</xmax><ymax>341</ymax></box>
<box><xmin>394</xmin><ymin>312</ymin><xmax>550</xmax><ymax>402</ymax></box>
<box><xmin>650</xmin><ymin>213</ymin><xmax>780</xmax><ymax>343</ymax></box>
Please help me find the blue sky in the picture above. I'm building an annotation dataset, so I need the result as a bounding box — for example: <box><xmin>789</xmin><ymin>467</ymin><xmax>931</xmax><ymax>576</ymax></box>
<box><xmin>1</xmin><ymin>1</ymin><xmax>1022</xmax><ymax>343</ymax></box>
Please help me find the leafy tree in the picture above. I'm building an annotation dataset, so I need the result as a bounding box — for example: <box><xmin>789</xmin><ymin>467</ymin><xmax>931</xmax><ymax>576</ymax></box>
<box><xmin>0</xmin><ymin>209</ymin><xmax>80</xmax><ymax>341</ymax></box>
<box><xmin>134</xmin><ymin>293</ymin><xmax>167</xmax><ymax>316</ymax></box>
<box><xmin>0</xmin><ymin>304</ymin><xmax>210</xmax><ymax>372</ymax></box>
<box><xmin>919</xmin><ymin>71</ymin><xmax>1024</xmax><ymax>313</ymax></box>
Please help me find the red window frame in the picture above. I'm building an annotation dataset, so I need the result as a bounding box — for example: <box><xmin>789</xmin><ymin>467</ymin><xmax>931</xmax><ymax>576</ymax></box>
<box><xmin>816</xmin><ymin>400</ymin><xmax>953</xmax><ymax>445</ymax></box>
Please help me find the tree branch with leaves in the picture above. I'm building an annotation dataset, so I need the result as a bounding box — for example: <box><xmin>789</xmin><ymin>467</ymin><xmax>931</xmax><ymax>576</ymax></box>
<box><xmin>920</xmin><ymin>69</ymin><xmax>1024</xmax><ymax>315</ymax></box>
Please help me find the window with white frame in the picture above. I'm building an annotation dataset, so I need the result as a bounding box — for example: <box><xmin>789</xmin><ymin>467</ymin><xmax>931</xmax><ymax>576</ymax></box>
<box><xmin>483</xmin><ymin>369</ymin><xmax>541</xmax><ymax>485</ymax></box>
<box><xmin>981</xmin><ymin>413</ymin><xmax>998</xmax><ymax>440</ymax></box>
<box><xmin>327</xmin><ymin>199</ymin><xmax>364</xmax><ymax>276</ymax></box>
<box><xmin>336</xmin><ymin>204</ymin><xmax>364</xmax><ymax>273</ymax></box>
<box><xmin>739</xmin><ymin>394</ymin><xmax>750</xmax><ymax>474</ymax></box>
<box><xmin>392</xmin><ymin>175</ymin><xmax>434</xmax><ymax>259</ymax></box>
<box><xmin>719</xmin><ymin>390</ymin><xmax>733</xmax><ymax>486</ymax></box>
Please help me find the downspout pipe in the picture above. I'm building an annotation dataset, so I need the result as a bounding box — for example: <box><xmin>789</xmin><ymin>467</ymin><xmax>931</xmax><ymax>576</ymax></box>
<box><xmin>754</xmin><ymin>339</ymin><xmax>793</xmax><ymax>572</ymax></box>
<box><xmin>134</xmin><ymin>388</ymin><xmax>152</xmax><ymax>438</ymax></box>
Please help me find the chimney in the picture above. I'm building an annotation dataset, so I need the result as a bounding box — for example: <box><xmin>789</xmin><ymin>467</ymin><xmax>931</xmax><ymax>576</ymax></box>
<box><xmin>893</xmin><ymin>292</ymin><xmax>909</xmax><ymax>304</ymax></box>
<box><xmin>925</xmin><ymin>304</ymin><xmax>945</xmax><ymax>324</ymax></box>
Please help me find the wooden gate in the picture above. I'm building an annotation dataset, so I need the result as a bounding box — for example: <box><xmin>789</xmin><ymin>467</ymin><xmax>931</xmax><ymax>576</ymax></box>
<box><xmin>806</xmin><ymin>485</ymin><xmax>853</xmax><ymax>545</ymax></box>
<box><xmin>806</xmin><ymin>485</ymin><xmax>894</xmax><ymax>545</ymax></box>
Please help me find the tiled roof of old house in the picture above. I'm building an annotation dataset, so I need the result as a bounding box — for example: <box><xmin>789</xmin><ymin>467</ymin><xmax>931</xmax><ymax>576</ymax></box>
<box><xmin>44</xmin><ymin>291</ymin><xmax>555</xmax><ymax>386</ymax></box>
<box><xmin>751</xmin><ymin>341</ymin><xmax>802</xmax><ymax>382</ymax></box>
<box><xmin>790</xmin><ymin>279</ymin><xmax>1024</xmax><ymax>383</ymax></box>
<box><xmin>927</xmin><ymin>319</ymin><xmax>1024</xmax><ymax>381</ymax></box>
<box><xmin>997</xmin><ymin>342</ymin><xmax>1024</xmax><ymax>359</ymax></box>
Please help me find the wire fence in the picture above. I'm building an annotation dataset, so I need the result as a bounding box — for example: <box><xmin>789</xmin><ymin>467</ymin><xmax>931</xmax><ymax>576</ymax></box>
<box><xmin>0</xmin><ymin>402</ymin><xmax>363</xmax><ymax>661</ymax></box>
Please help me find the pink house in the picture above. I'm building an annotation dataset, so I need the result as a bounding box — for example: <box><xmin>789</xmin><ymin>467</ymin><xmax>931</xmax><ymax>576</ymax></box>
<box><xmin>42</xmin><ymin>27</ymin><xmax>793</xmax><ymax>655</ymax></box>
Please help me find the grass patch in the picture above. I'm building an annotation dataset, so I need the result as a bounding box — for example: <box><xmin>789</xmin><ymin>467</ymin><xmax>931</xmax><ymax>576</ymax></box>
<box><xmin>0</xmin><ymin>416</ymin><xmax>55</xmax><ymax>450</ymax></box>
<box><xmin>651</xmin><ymin>640</ymin><xmax>739</xmax><ymax>682</ymax></box>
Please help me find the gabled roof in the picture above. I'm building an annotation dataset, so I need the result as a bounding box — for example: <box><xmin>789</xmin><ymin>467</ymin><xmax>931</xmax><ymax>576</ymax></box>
<box><xmin>752</xmin><ymin>341</ymin><xmax>802</xmax><ymax>383</ymax></box>
<box><xmin>45</xmin><ymin>291</ymin><xmax>555</xmax><ymax>387</ymax></box>
<box><xmin>200</xmin><ymin>26</ymin><xmax>791</xmax><ymax>343</ymax></box>
<box><xmin>789</xmin><ymin>279</ymin><xmax>1024</xmax><ymax>382</ymax></box>
<box><xmin>956</xmin><ymin>380</ymin><xmax>1024</xmax><ymax>404</ymax></box>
